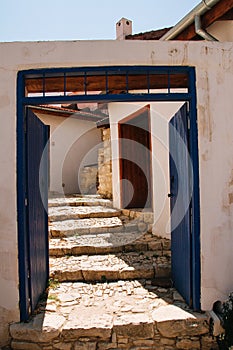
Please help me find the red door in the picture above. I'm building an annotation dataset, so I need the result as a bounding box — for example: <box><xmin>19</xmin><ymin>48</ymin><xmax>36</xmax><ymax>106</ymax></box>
<box><xmin>119</xmin><ymin>106</ymin><xmax>152</xmax><ymax>209</ymax></box>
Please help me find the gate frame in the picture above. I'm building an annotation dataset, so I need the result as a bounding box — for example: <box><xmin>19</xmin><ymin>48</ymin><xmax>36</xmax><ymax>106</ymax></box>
<box><xmin>17</xmin><ymin>66</ymin><xmax>200</xmax><ymax>320</ymax></box>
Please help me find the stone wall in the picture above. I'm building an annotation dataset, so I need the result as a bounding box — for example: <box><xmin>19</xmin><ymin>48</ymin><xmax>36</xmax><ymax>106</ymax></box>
<box><xmin>98</xmin><ymin>128</ymin><xmax>112</xmax><ymax>199</ymax></box>
<box><xmin>79</xmin><ymin>165</ymin><xmax>98</xmax><ymax>194</ymax></box>
<box><xmin>10</xmin><ymin>316</ymin><xmax>218</xmax><ymax>350</ymax></box>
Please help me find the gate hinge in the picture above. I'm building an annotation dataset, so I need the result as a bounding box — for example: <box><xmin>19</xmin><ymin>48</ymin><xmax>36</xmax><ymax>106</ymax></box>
<box><xmin>25</xmin><ymin>198</ymin><xmax>28</xmax><ymax>206</ymax></box>
<box><xmin>188</xmin><ymin>118</ymin><xmax>191</xmax><ymax>130</ymax></box>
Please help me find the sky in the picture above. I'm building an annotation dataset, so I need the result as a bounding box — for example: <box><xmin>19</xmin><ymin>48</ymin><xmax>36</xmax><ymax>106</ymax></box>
<box><xmin>0</xmin><ymin>0</ymin><xmax>201</xmax><ymax>42</ymax></box>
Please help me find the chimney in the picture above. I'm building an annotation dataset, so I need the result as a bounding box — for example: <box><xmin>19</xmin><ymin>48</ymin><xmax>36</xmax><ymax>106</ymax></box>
<box><xmin>116</xmin><ymin>18</ymin><xmax>132</xmax><ymax>40</ymax></box>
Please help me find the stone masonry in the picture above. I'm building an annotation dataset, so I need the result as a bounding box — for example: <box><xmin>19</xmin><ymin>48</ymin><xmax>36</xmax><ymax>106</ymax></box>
<box><xmin>97</xmin><ymin>128</ymin><xmax>112</xmax><ymax>199</ymax></box>
<box><xmin>10</xmin><ymin>195</ymin><xmax>218</xmax><ymax>349</ymax></box>
<box><xmin>79</xmin><ymin>166</ymin><xmax>98</xmax><ymax>195</ymax></box>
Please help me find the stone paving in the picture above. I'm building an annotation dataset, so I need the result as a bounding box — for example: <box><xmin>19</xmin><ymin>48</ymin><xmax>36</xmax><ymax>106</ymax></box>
<box><xmin>50</xmin><ymin>252</ymin><xmax>170</xmax><ymax>283</ymax></box>
<box><xmin>49</xmin><ymin>232</ymin><xmax>171</xmax><ymax>256</ymax></box>
<box><xmin>48</xmin><ymin>194</ymin><xmax>113</xmax><ymax>208</ymax></box>
<box><xmin>10</xmin><ymin>195</ymin><xmax>218</xmax><ymax>349</ymax></box>
<box><xmin>49</xmin><ymin>217</ymin><xmax>130</xmax><ymax>238</ymax></box>
<box><xmin>10</xmin><ymin>280</ymin><xmax>217</xmax><ymax>349</ymax></box>
<box><xmin>49</xmin><ymin>206</ymin><xmax>121</xmax><ymax>222</ymax></box>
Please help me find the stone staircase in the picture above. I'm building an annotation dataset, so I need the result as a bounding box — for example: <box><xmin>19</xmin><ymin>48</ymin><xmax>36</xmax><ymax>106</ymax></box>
<box><xmin>10</xmin><ymin>195</ymin><xmax>218</xmax><ymax>350</ymax></box>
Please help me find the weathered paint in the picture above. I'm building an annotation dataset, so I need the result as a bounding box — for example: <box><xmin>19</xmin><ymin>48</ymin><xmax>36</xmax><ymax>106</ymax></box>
<box><xmin>0</xmin><ymin>39</ymin><xmax>232</xmax><ymax>345</ymax></box>
<box><xmin>169</xmin><ymin>103</ymin><xmax>191</xmax><ymax>305</ymax></box>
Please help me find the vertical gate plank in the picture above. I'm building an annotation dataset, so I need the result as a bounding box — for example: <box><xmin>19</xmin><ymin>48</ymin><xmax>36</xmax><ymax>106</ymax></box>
<box><xmin>169</xmin><ymin>103</ymin><xmax>192</xmax><ymax>305</ymax></box>
<box><xmin>26</xmin><ymin>108</ymin><xmax>49</xmax><ymax>314</ymax></box>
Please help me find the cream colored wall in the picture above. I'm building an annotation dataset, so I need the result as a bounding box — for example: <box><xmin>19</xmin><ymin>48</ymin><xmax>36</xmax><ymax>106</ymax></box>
<box><xmin>150</xmin><ymin>102</ymin><xmax>184</xmax><ymax>238</ymax></box>
<box><xmin>196</xmin><ymin>51</ymin><xmax>233</xmax><ymax>309</ymax></box>
<box><xmin>0</xmin><ymin>40</ymin><xmax>233</xmax><ymax>344</ymax></box>
<box><xmin>35</xmin><ymin>113</ymin><xmax>101</xmax><ymax>194</ymax></box>
<box><xmin>0</xmin><ymin>69</ymin><xmax>19</xmax><ymax>345</ymax></box>
<box><xmin>208</xmin><ymin>20</ymin><xmax>233</xmax><ymax>41</ymax></box>
<box><xmin>109</xmin><ymin>102</ymin><xmax>183</xmax><ymax>239</ymax></box>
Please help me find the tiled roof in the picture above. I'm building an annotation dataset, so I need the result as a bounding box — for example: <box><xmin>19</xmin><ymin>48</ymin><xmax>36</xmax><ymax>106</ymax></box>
<box><xmin>126</xmin><ymin>27</ymin><xmax>172</xmax><ymax>40</ymax></box>
<box><xmin>127</xmin><ymin>1</ymin><xmax>233</xmax><ymax>41</ymax></box>
<box><xmin>96</xmin><ymin>116</ymin><xmax>110</xmax><ymax>128</ymax></box>
<box><xmin>31</xmin><ymin>104</ymin><xmax>108</xmax><ymax>122</ymax></box>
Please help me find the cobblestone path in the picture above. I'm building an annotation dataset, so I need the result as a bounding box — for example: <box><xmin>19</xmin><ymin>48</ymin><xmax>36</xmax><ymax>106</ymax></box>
<box><xmin>10</xmin><ymin>195</ymin><xmax>218</xmax><ymax>349</ymax></box>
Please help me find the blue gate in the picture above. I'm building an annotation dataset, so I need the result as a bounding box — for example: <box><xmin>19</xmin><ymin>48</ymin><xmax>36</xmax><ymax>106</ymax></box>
<box><xmin>17</xmin><ymin>66</ymin><xmax>200</xmax><ymax>312</ymax></box>
<box><xmin>169</xmin><ymin>103</ymin><xmax>192</xmax><ymax>305</ymax></box>
<box><xmin>20</xmin><ymin>108</ymin><xmax>49</xmax><ymax>320</ymax></box>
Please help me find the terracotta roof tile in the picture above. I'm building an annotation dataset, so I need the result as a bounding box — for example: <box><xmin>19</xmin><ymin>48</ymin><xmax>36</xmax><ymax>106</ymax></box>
<box><xmin>126</xmin><ymin>27</ymin><xmax>172</xmax><ymax>40</ymax></box>
<box><xmin>31</xmin><ymin>104</ymin><xmax>108</xmax><ymax>122</ymax></box>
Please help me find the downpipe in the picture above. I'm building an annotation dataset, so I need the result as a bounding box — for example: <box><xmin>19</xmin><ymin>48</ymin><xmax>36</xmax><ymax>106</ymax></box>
<box><xmin>194</xmin><ymin>15</ymin><xmax>218</xmax><ymax>41</ymax></box>
<box><xmin>160</xmin><ymin>0</ymin><xmax>221</xmax><ymax>40</ymax></box>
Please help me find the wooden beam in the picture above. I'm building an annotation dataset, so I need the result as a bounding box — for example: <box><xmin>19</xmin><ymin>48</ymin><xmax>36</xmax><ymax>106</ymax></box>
<box><xmin>175</xmin><ymin>0</ymin><xmax>233</xmax><ymax>40</ymax></box>
<box><xmin>220</xmin><ymin>8</ymin><xmax>233</xmax><ymax>20</ymax></box>
<box><xmin>25</xmin><ymin>73</ymin><xmax>188</xmax><ymax>94</ymax></box>
<box><xmin>202</xmin><ymin>0</ymin><xmax>233</xmax><ymax>27</ymax></box>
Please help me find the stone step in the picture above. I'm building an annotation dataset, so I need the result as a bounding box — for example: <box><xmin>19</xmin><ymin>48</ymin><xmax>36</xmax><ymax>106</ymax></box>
<box><xmin>49</xmin><ymin>205</ymin><xmax>121</xmax><ymax>222</ymax></box>
<box><xmin>48</xmin><ymin>195</ymin><xmax>113</xmax><ymax>208</ymax></box>
<box><xmin>49</xmin><ymin>217</ymin><xmax>138</xmax><ymax>238</ymax></box>
<box><xmin>10</xmin><ymin>280</ymin><xmax>214</xmax><ymax>349</ymax></box>
<box><xmin>49</xmin><ymin>252</ymin><xmax>171</xmax><ymax>282</ymax></box>
<box><xmin>49</xmin><ymin>233</ymin><xmax>171</xmax><ymax>257</ymax></box>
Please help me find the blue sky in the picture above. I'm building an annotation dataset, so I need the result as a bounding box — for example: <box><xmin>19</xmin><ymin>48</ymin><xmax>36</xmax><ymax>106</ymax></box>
<box><xmin>0</xmin><ymin>0</ymin><xmax>200</xmax><ymax>42</ymax></box>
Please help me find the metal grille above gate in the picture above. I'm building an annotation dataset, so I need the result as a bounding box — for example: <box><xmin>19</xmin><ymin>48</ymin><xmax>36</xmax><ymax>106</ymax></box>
<box><xmin>20</xmin><ymin>66</ymin><xmax>191</xmax><ymax>105</ymax></box>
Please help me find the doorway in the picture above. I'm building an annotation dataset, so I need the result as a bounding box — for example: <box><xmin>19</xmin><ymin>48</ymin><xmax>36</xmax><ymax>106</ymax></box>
<box><xmin>17</xmin><ymin>66</ymin><xmax>200</xmax><ymax>319</ymax></box>
<box><xmin>119</xmin><ymin>106</ymin><xmax>152</xmax><ymax>209</ymax></box>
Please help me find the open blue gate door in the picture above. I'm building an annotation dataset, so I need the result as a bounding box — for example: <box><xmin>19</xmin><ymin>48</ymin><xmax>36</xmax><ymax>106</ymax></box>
<box><xmin>26</xmin><ymin>108</ymin><xmax>49</xmax><ymax>317</ymax></box>
<box><xmin>169</xmin><ymin>103</ymin><xmax>192</xmax><ymax>306</ymax></box>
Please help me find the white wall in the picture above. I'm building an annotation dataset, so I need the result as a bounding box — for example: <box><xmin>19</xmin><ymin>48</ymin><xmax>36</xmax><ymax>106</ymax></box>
<box><xmin>196</xmin><ymin>52</ymin><xmax>233</xmax><ymax>309</ymax></box>
<box><xmin>109</xmin><ymin>102</ymin><xmax>183</xmax><ymax>239</ymax></box>
<box><xmin>35</xmin><ymin>112</ymin><xmax>101</xmax><ymax>194</ymax></box>
<box><xmin>0</xmin><ymin>68</ymin><xmax>20</xmax><ymax>345</ymax></box>
<box><xmin>0</xmin><ymin>40</ymin><xmax>233</xmax><ymax>344</ymax></box>
<box><xmin>208</xmin><ymin>20</ymin><xmax>233</xmax><ymax>41</ymax></box>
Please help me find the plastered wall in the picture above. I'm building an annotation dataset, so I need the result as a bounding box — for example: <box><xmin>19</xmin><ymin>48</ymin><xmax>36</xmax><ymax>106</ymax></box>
<box><xmin>35</xmin><ymin>112</ymin><xmax>101</xmax><ymax>194</ymax></box>
<box><xmin>0</xmin><ymin>68</ymin><xmax>20</xmax><ymax>345</ymax></box>
<box><xmin>208</xmin><ymin>20</ymin><xmax>233</xmax><ymax>41</ymax></box>
<box><xmin>109</xmin><ymin>101</ymin><xmax>183</xmax><ymax>239</ymax></box>
<box><xmin>0</xmin><ymin>39</ymin><xmax>232</xmax><ymax>344</ymax></box>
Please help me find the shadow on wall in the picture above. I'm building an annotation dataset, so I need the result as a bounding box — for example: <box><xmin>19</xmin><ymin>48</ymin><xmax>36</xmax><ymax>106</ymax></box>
<box><xmin>62</xmin><ymin>127</ymin><xmax>101</xmax><ymax>195</ymax></box>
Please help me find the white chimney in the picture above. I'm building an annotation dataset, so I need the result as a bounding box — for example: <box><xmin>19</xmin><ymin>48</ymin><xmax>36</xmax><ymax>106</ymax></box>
<box><xmin>116</xmin><ymin>18</ymin><xmax>132</xmax><ymax>40</ymax></box>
